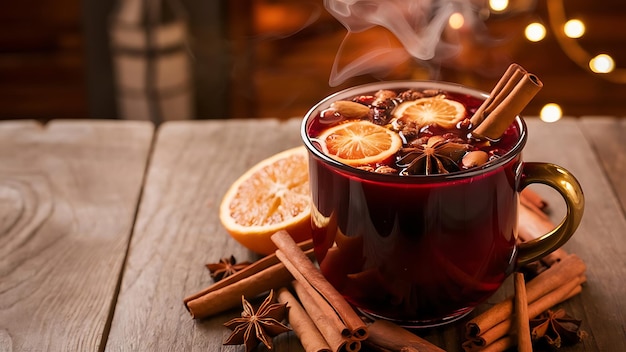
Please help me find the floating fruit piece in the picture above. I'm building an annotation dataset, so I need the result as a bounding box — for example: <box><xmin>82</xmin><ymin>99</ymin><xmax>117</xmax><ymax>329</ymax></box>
<box><xmin>391</xmin><ymin>96</ymin><xmax>466</xmax><ymax>130</ymax></box>
<box><xmin>462</xmin><ymin>150</ymin><xmax>489</xmax><ymax>168</ymax></box>
<box><xmin>331</xmin><ymin>101</ymin><xmax>371</xmax><ymax>119</ymax></box>
<box><xmin>316</xmin><ymin>120</ymin><xmax>402</xmax><ymax>166</ymax></box>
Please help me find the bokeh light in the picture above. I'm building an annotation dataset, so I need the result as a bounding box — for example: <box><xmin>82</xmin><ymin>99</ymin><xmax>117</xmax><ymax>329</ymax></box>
<box><xmin>525</xmin><ymin>22</ymin><xmax>546</xmax><ymax>42</ymax></box>
<box><xmin>540</xmin><ymin>103</ymin><xmax>563</xmax><ymax>123</ymax></box>
<box><xmin>564</xmin><ymin>19</ymin><xmax>585</xmax><ymax>39</ymax></box>
<box><xmin>589</xmin><ymin>54</ymin><xmax>615</xmax><ymax>73</ymax></box>
<box><xmin>448</xmin><ymin>12</ymin><xmax>465</xmax><ymax>30</ymax></box>
<box><xmin>489</xmin><ymin>0</ymin><xmax>509</xmax><ymax>12</ymax></box>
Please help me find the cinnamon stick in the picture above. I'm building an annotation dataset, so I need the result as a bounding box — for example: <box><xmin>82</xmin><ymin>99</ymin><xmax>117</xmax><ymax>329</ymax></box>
<box><xmin>470</xmin><ymin>63</ymin><xmax>524</xmax><ymax>127</ymax></box>
<box><xmin>518</xmin><ymin>203</ymin><xmax>568</xmax><ymax>266</ymax></box>
<box><xmin>513</xmin><ymin>273</ymin><xmax>532</xmax><ymax>352</ymax></box>
<box><xmin>292</xmin><ymin>280</ymin><xmax>359</xmax><ymax>352</ymax></box>
<box><xmin>185</xmin><ymin>261</ymin><xmax>291</xmax><ymax>319</ymax></box>
<box><xmin>465</xmin><ymin>254</ymin><xmax>586</xmax><ymax>338</ymax></box>
<box><xmin>479</xmin><ymin>337</ymin><xmax>512</xmax><ymax>352</ymax></box>
<box><xmin>520</xmin><ymin>188</ymin><xmax>548</xmax><ymax>213</ymax></box>
<box><xmin>471</xmin><ymin>63</ymin><xmax>543</xmax><ymax>140</ymax></box>
<box><xmin>277</xmin><ymin>287</ymin><xmax>332</xmax><ymax>352</ymax></box>
<box><xmin>272</xmin><ymin>230</ymin><xmax>369</xmax><ymax>341</ymax></box>
<box><xmin>463</xmin><ymin>277</ymin><xmax>583</xmax><ymax>351</ymax></box>
<box><xmin>183</xmin><ymin>239</ymin><xmax>314</xmax><ymax>319</ymax></box>
<box><xmin>366</xmin><ymin>319</ymin><xmax>445</xmax><ymax>352</ymax></box>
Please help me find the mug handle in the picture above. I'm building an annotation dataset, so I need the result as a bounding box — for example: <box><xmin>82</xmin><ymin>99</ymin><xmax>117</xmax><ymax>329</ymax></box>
<box><xmin>516</xmin><ymin>162</ymin><xmax>585</xmax><ymax>266</ymax></box>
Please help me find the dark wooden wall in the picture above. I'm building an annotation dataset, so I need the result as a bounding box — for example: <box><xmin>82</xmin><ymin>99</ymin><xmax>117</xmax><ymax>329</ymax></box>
<box><xmin>229</xmin><ymin>0</ymin><xmax>626</xmax><ymax>119</ymax></box>
<box><xmin>1</xmin><ymin>0</ymin><xmax>625</xmax><ymax>120</ymax></box>
<box><xmin>0</xmin><ymin>0</ymin><xmax>87</xmax><ymax>120</ymax></box>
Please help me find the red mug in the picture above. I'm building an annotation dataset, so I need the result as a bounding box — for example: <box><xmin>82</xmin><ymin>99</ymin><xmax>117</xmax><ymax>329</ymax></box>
<box><xmin>300</xmin><ymin>81</ymin><xmax>584</xmax><ymax>327</ymax></box>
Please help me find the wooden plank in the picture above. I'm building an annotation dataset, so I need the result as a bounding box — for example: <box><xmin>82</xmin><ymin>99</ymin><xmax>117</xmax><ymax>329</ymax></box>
<box><xmin>419</xmin><ymin>117</ymin><xmax>626</xmax><ymax>352</ymax></box>
<box><xmin>0</xmin><ymin>120</ymin><xmax>153</xmax><ymax>351</ymax></box>
<box><xmin>521</xmin><ymin>117</ymin><xmax>626</xmax><ymax>351</ymax></box>
<box><xmin>104</xmin><ymin>119</ymin><xmax>304</xmax><ymax>351</ymax></box>
<box><xmin>106</xmin><ymin>117</ymin><xmax>625</xmax><ymax>352</ymax></box>
<box><xmin>579</xmin><ymin>116</ymin><xmax>626</xmax><ymax>213</ymax></box>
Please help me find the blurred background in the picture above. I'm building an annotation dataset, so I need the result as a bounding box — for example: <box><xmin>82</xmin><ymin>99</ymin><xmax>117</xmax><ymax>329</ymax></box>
<box><xmin>1</xmin><ymin>0</ymin><xmax>625</xmax><ymax>122</ymax></box>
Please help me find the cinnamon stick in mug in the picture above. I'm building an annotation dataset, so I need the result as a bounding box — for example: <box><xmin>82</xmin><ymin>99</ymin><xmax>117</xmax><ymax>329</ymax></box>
<box><xmin>470</xmin><ymin>63</ymin><xmax>524</xmax><ymax>127</ymax></box>
<box><xmin>471</xmin><ymin>64</ymin><xmax>543</xmax><ymax>140</ymax></box>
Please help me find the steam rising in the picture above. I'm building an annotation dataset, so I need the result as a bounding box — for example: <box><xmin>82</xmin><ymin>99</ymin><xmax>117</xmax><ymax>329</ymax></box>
<box><xmin>325</xmin><ymin>0</ymin><xmax>483</xmax><ymax>86</ymax></box>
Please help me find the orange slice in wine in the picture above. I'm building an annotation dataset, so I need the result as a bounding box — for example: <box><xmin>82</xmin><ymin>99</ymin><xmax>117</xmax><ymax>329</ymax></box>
<box><xmin>391</xmin><ymin>96</ymin><xmax>466</xmax><ymax>129</ymax></box>
<box><xmin>316</xmin><ymin>120</ymin><xmax>402</xmax><ymax>166</ymax></box>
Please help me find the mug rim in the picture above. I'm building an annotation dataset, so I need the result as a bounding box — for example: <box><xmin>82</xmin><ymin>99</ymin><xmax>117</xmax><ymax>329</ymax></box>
<box><xmin>300</xmin><ymin>80</ymin><xmax>528</xmax><ymax>183</ymax></box>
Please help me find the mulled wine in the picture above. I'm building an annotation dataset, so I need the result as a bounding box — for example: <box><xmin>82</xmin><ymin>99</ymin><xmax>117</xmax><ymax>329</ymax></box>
<box><xmin>306</xmin><ymin>87</ymin><xmax>520</xmax><ymax>176</ymax></box>
<box><xmin>301</xmin><ymin>81</ymin><xmax>583</xmax><ymax>327</ymax></box>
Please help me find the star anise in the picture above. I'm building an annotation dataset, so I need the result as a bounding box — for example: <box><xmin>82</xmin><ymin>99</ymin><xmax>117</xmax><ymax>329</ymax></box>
<box><xmin>223</xmin><ymin>290</ymin><xmax>291</xmax><ymax>352</ymax></box>
<box><xmin>396</xmin><ymin>135</ymin><xmax>470</xmax><ymax>175</ymax></box>
<box><xmin>530</xmin><ymin>309</ymin><xmax>586</xmax><ymax>349</ymax></box>
<box><xmin>206</xmin><ymin>255</ymin><xmax>250</xmax><ymax>281</ymax></box>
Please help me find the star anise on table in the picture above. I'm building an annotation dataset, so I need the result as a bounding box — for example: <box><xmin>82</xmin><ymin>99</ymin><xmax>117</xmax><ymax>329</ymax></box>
<box><xmin>396</xmin><ymin>135</ymin><xmax>470</xmax><ymax>175</ymax></box>
<box><xmin>530</xmin><ymin>309</ymin><xmax>587</xmax><ymax>349</ymax></box>
<box><xmin>223</xmin><ymin>290</ymin><xmax>291</xmax><ymax>352</ymax></box>
<box><xmin>206</xmin><ymin>255</ymin><xmax>250</xmax><ymax>282</ymax></box>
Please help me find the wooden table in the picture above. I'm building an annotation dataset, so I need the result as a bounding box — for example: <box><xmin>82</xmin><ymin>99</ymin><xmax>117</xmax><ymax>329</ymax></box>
<box><xmin>1</xmin><ymin>117</ymin><xmax>624</xmax><ymax>352</ymax></box>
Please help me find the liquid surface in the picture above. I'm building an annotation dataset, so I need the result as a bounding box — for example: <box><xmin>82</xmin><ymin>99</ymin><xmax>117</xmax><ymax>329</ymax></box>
<box><xmin>306</xmin><ymin>87</ymin><xmax>523</xmax><ymax>325</ymax></box>
<box><xmin>307</xmin><ymin>88</ymin><xmax>519</xmax><ymax>176</ymax></box>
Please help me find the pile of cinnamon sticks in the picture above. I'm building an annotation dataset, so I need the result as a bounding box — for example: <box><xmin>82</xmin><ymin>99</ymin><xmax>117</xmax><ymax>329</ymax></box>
<box><xmin>272</xmin><ymin>231</ymin><xmax>368</xmax><ymax>352</ymax></box>
<box><xmin>460</xmin><ymin>189</ymin><xmax>587</xmax><ymax>351</ymax></box>
<box><xmin>184</xmin><ymin>230</ymin><xmax>443</xmax><ymax>352</ymax></box>
<box><xmin>183</xmin><ymin>189</ymin><xmax>585</xmax><ymax>352</ymax></box>
<box><xmin>462</xmin><ymin>254</ymin><xmax>586</xmax><ymax>351</ymax></box>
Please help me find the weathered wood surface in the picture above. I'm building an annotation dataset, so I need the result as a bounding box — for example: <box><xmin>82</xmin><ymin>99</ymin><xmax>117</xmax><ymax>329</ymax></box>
<box><xmin>1</xmin><ymin>117</ymin><xmax>624</xmax><ymax>352</ymax></box>
<box><xmin>103</xmin><ymin>119</ymin><xmax>304</xmax><ymax>351</ymax></box>
<box><xmin>514</xmin><ymin>118</ymin><xmax>626</xmax><ymax>351</ymax></box>
<box><xmin>417</xmin><ymin>117</ymin><xmax>626</xmax><ymax>351</ymax></box>
<box><xmin>104</xmin><ymin>117</ymin><xmax>624</xmax><ymax>352</ymax></box>
<box><xmin>579</xmin><ymin>116</ymin><xmax>626</xmax><ymax>214</ymax></box>
<box><xmin>0</xmin><ymin>120</ymin><xmax>153</xmax><ymax>351</ymax></box>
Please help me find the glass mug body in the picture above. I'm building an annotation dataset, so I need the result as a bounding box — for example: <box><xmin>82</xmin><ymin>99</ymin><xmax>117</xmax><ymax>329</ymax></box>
<box><xmin>300</xmin><ymin>81</ymin><xmax>578</xmax><ymax>327</ymax></box>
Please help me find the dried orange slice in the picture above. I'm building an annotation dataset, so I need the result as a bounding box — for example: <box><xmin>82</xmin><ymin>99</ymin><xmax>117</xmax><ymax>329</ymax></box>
<box><xmin>316</xmin><ymin>120</ymin><xmax>402</xmax><ymax>166</ymax></box>
<box><xmin>391</xmin><ymin>96</ymin><xmax>466</xmax><ymax>129</ymax></box>
<box><xmin>219</xmin><ymin>146</ymin><xmax>311</xmax><ymax>255</ymax></box>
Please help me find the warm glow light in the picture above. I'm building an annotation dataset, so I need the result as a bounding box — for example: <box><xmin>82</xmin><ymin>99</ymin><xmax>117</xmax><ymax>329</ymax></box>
<box><xmin>449</xmin><ymin>12</ymin><xmax>465</xmax><ymax>29</ymax></box>
<box><xmin>540</xmin><ymin>103</ymin><xmax>562</xmax><ymax>123</ymax></box>
<box><xmin>489</xmin><ymin>0</ymin><xmax>509</xmax><ymax>12</ymax></box>
<box><xmin>525</xmin><ymin>22</ymin><xmax>546</xmax><ymax>42</ymax></box>
<box><xmin>589</xmin><ymin>54</ymin><xmax>615</xmax><ymax>73</ymax></box>
<box><xmin>564</xmin><ymin>19</ymin><xmax>585</xmax><ymax>38</ymax></box>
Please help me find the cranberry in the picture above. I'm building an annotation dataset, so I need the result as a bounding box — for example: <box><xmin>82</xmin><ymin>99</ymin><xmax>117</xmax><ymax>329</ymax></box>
<box><xmin>353</xmin><ymin>95</ymin><xmax>376</xmax><ymax>105</ymax></box>
<box><xmin>398</xmin><ymin>89</ymin><xmax>425</xmax><ymax>102</ymax></box>
<box><xmin>371</xmin><ymin>107</ymin><xmax>391</xmax><ymax>125</ymax></box>
<box><xmin>489</xmin><ymin>148</ymin><xmax>507</xmax><ymax>158</ymax></box>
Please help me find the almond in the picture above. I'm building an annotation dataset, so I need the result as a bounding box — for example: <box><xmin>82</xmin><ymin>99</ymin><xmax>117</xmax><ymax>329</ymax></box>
<box><xmin>462</xmin><ymin>150</ymin><xmax>489</xmax><ymax>168</ymax></box>
<box><xmin>331</xmin><ymin>101</ymin><xmax>370</xmax><ymax>119</ymax></box>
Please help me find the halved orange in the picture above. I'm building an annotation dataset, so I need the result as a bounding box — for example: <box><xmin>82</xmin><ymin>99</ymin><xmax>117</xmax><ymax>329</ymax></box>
<box><xmin>316</xmin><ymin>120</ymin><xmax>402</xmax><ymax>166</ymax></box>
<box><xmin>219</xmin><ymin>146</ymin><xmax>311</xmax><ymax>255</ymax></box>
<box><xmin>391</xmin><ymin>96</ymin><xmax>466</xmax><ymax>129</ymax></box>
